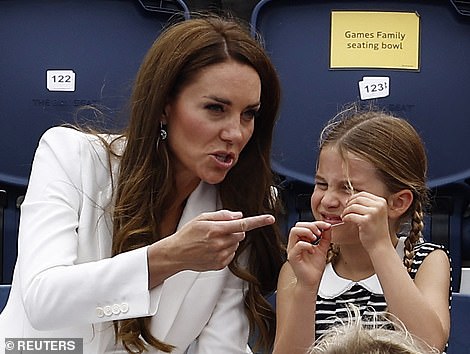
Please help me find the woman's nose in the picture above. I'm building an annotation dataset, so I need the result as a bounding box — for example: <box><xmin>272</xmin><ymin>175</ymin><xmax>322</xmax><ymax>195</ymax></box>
<box><xmin>220</xmin><ymin>116</ymin><xmax>243</xmax><ymax>143</ymax></box>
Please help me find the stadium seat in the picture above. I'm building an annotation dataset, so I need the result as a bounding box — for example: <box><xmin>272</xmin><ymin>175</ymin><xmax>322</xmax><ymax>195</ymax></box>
<box><xmin>424</xmin><ymin>183</ymin><xmax>470</xmax><ymax>291</ymax></box>
<box><xmin>447</xmin><ymin>292</ymin><xmax>470</xmax><ymax>354</ymax></box>
<box><xmin>0</xmin><ymin>190</ymin><xmax>6</xmax><ymax>283</ymax></box>
<box><xmin>0</xmin><ymin>284</ymin><xmax>10</xmax><ymax>313</ymax></box>
<box><xmin>0</xmin><ymin>0</ymin><xmax>189</xmax><ymax>283</ymax></box>
<box><xmin>252</xmin><ymin>0</ymin><xmax>470</xmax><ymax>189</ymax></box>
<box><xmin>251</xmin><ymin>0</ymin><xmax>470</xmax><ymax>292</ymax></box>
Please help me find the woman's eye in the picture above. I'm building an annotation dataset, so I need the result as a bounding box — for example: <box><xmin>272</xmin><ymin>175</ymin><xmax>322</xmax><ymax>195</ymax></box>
<box><xmin>242</xmin><ymin>109</ymin><xmax>258</xmax><ymax>121</ymax></box>
<box><xmin>314</xmin><ymin>182</ymin><xmax>328</xmax><ymax>190</ymax></box>
<box><xmin>206</xmin><ymin>104</ymin><xmax>224</xmax><ymax>113</ymax></box>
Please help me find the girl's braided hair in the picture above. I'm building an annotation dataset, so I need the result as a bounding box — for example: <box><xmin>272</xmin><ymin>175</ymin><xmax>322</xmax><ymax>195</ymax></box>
<box><xmin>320</xmin><ymin>104</ymin><xmax>429</xmax><ymax>272</ymax></box>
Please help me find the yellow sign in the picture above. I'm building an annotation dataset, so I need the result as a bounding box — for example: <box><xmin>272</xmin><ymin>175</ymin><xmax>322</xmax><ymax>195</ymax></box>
<box><xmin>330</xmin><ymin>11</ymin><xmax>420</xmax><ymax>70</ymax></box>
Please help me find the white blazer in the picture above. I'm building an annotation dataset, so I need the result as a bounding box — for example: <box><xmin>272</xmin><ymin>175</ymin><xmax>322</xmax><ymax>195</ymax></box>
<box><xmin>0</xmin><ymin>127</ymin><xmax>251</xmax><ymax>354</ymax></box>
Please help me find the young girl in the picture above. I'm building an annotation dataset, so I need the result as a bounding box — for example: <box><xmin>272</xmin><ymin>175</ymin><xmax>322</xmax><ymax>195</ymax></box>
<box><xmin>273</xmin><ymin>107</ymin><xmax>451</xmax><ymax>354</ymax></box>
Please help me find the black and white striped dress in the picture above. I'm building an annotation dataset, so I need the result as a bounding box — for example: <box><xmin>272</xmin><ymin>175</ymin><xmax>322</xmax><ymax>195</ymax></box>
<box><xmin>315</xmin><ymin>237</ymin><xmax>451</xmax><ymax>340</ymax></box>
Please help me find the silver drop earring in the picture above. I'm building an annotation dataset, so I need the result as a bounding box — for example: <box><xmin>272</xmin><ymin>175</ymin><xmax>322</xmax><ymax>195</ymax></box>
<box><xmin>160</xmin><ymin>122</ymin><xmax>168</xmax><ymax>141</ymax></box>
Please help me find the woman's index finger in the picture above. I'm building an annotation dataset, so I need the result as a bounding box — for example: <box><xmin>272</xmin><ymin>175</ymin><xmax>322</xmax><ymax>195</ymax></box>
<box><xmin>222</xmin><ymin>214</ymin><xmax>275</xmax><ymax>233</ymax></box>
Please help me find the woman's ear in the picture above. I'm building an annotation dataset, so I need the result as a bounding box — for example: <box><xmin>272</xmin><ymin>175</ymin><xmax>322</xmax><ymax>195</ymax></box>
<box><xmin>162</xmin><ymin>103</ymin><xmax>171</xmax><ymax>124</ymax></box>
<box><xmin>388</xmin><ymin>189</ymin><xmax>414</xmax><ymax>218</ymax></box>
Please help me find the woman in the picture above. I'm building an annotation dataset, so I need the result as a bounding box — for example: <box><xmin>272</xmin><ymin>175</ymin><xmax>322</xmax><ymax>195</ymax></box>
<box><xmin>0</xmin><ymin>15</ymin><xmax>285</xmax><ymax>353</ymax></box>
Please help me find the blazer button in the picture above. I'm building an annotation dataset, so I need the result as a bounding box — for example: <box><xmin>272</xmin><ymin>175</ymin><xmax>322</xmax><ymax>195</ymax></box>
<box><xmin>112</xmin><ymin>304</ymin><xmax>121</xmax><ymax>315</ymax></box>
<box><xmin>103</xmin><ymin>305</ymin><xmax>113</xmax><ymax>316</ymax></box>
<box><xmin>120</xmin><ymin>303</ymin><xmax>129</xmax><ymax>314</ymax></box>
<box><xmin>96</xmin><ymin>307</ymin><xmax>104</xmax><ymax>318</ymax></box>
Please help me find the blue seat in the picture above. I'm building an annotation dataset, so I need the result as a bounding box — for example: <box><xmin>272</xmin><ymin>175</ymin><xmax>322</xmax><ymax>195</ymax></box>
<box><xmin>0</xmin><ymin>191</ymin><xmax>6</xmax><ymax>276</ymax></box>
<box><xmin>251</xmin><ymin>0</ymin><xmax>470</xmax><ymax>291</ymax></box>
<box><xmin>252</xmin><ymin>0</ymin><xmax>470</xmax><ymax>189</ymax></box>
<box><xmin>0</xmin><ymin>0</ymin><xmax>189</xmax><ymax>283</ymax></box>
<box><xmin>423</xmin><ymin>183</ymin><xmax>470</xmax><ymax>292</ymax></box>
<box><xmin>447</xmin><ymin>292</ymin><xmax>470</xmax><ymax>354</ymax></box>
<box><xmin>0</xmin><ymin>284</ymin><xmax>11</xmax><ymax>313</ymax></box>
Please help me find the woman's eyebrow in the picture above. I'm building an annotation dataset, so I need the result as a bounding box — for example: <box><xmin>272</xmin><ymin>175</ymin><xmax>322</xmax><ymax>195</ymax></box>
<box><xmin>246</xmin><ymin>102</ymin><xmax>261</xmax><ymax>109</ymax></box>
<box><xmin>203</xmin><ymin>95</ymin><xmax>261</xmax><ymax>109</ymax></box>
<box><xmin>203</xmin><ymin>95</ymin><xmax>231</xmax><ymax>105</ymax></box>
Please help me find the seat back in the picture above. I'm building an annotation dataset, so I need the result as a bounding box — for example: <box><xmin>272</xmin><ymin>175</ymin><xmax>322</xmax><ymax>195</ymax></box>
<box><xmin>447</xmin><ymin>292</ymin><xmax>470</xmax><ymax>354</ymax></box>
<box><xmin>252</xmin><ymin>0</ymin><xmax>470</xmax><ymax>292</ymax></box>
<box><xmin>252</xmin><ymin>0</ymin><xmax>470</xmax><ymax>189</ymax></box>
<box><xmin>0</xmin><ymin>191</ymin><xmax>6</xmax><ymax>283</ymax></box>
<box><xmin>0</xmin><ymin>284</ymin><xmax>11</xmax><ymax>312</ymax></box>
<box><xmin>423</xmin><ymin>183</ymin><xmax>470</xmax><ymax>291</ymax></box>
<box><xmin>0</xmin><ymin>0</ymin><xmax>189</xmax><ymax>283</ymax></box>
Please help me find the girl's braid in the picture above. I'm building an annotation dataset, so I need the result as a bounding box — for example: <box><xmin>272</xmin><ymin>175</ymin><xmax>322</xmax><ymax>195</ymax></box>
<box><xmin>403</xmin><ymin>200</ymin><xmax>424</xmax><ymax>273</ymax></box>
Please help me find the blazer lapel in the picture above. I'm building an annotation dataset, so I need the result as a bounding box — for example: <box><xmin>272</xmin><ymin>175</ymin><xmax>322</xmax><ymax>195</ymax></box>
<box><xmin>151</xmin><ymin>182</ymin><xmax>219</xmax><ymax>339</ymax></box>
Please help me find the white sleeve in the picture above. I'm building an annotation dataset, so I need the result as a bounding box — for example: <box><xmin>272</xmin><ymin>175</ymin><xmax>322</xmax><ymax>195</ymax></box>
<box><xmin>17</xmin><ymin>127</ymin><xmax>161</xmax><ymax>330</ymax></box>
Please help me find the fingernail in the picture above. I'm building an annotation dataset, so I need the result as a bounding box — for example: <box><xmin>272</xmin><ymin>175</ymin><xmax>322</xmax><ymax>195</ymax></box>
<box><xmin>231</xmin><ymin>211</ymin><xmax>243</xmax><ymax>218</ymax></box>
<box><xmin>311</xmin><ymin>236</ymin><xmax>321</xmax><ymax>245</ymax></box>
<box><xmin>266</xmin><ymin>215</ymin><xmax>275</xmax><ymax>223</ymax></box>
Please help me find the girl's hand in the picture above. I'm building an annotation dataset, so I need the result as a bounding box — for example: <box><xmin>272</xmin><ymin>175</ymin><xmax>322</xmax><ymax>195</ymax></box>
<box><xmin>341</xmin><ymin>191</ymin><xmax>392</xmax><ymax>252</ymax></box>
<box><xmin>286</xmin><ymin>221</ymin><xmax>332</xmax><ymax>289</ymax></box>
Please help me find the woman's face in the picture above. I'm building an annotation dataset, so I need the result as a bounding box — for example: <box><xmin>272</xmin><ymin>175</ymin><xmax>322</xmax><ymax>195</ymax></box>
<box><xmin>165</xmin><ymin>60</ymin><xmax>261</xmax><ymax>188</ymax></box>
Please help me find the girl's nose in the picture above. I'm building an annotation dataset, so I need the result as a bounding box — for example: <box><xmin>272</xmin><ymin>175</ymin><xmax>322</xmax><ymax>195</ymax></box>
<box><xmin>321</xmin><ymin>189</ymin><xmax>342</xmax><ymax>209</ymax></box>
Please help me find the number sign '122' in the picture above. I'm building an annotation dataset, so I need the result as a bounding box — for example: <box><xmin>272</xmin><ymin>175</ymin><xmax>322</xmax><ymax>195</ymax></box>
<box><xmin>47</xmin><ymin>70</ymin><xmax>76</xmax><ymax>92</ymax></box>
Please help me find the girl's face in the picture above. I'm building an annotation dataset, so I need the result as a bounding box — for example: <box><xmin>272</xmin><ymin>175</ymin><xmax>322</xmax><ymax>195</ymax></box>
<box><xmin>165</xmin><ymin>60</ymin><xmax>261</xmax><ymax>189</ymax></box>
<box><xmin>311</xmin><ymin>146</ymin><xmax>390</xmax><ymax>244</ymax></box>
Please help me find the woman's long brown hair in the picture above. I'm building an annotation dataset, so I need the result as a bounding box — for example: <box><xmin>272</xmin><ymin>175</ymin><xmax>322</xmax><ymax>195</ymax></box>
<box><xmin>105</xmin><ymin>15</ymin><xmax>284</xmax><ymax>353</ymax></box>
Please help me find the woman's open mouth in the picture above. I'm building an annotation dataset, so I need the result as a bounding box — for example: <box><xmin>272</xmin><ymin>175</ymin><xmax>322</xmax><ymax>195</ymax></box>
<box><xmin>212</xmin><ymin>153</ymin><xmax>235</xmax><ymax>168</ymax></box>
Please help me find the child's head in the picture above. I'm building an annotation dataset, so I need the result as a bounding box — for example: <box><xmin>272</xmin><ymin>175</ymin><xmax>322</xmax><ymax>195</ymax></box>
<box><xmin>316</xmin><ymin>104</ymin><xmax>429</xmax><ymax>269</ymax></box>
<box><xmin>308</xmin><ymin>305</ymin><xmax>438</xmax><ymax>354</ymax></box>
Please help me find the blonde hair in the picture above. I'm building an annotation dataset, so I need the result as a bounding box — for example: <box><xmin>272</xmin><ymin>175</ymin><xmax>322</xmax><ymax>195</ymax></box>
<box><xmin>309</xmin><ymin>305</ymin><xmax>438</xmax><ymax>354</ymax></box>
<box><xmin>319</xmin><ymin>104</ymin><xmax>429</xmax><ymax>272</ymax></box>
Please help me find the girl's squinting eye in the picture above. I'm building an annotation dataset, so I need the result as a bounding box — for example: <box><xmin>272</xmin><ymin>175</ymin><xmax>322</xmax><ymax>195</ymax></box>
<box><xmin>314</xmin><ymin>181</ymin><xmax>328</xmax><ymax>190</ymax></box>
<box><xmin>343</xmin><ymin>184</ymin><xmax>359</xmax><ymax>194</ymax></box>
